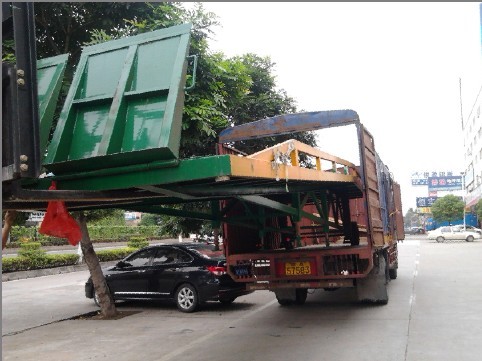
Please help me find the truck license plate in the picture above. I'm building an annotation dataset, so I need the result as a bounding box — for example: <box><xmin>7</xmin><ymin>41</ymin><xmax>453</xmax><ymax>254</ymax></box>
<box><xmin>285</xmin><ymin>261</ymin><xmax>311</xmax><ymax>275</ymax></box>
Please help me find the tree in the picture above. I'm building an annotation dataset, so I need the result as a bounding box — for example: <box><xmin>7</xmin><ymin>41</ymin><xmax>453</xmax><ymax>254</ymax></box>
<box><xmin>404</xmin><ymin>208</ymin><xmax>419</xmax><ymax>228</ymax></box>
<box><xmin>431</xmin><ymin>195</ymin><xmax>465</xmax><ymax>225</ymax></box>
<box><xmin>475</xmin><ymin>199</ymin><xmax>482</xmax><ymax>226</ymax></box>
<box><xmin>34</xmin><ymin>2</ymin><xmax>151</xmax><ymax>66</ymax></box>
<box><xmin>88</xmin><ymin>209</ymin><xmax>125</xmax><ymax>227</ymax></box>
<box><xmin>76</xmin><ymin>212</ymin><xmax>117</xmax><ymax>318</ymax></box>
<box><xmin>220</xmin><ymin>53</ymin><xmax>316</xmax><ymax>155</ymax></box>
<box><xmin>139</xmin><ymin>213</ymin><xmax>160</xmax><ymax>227</ymax></box>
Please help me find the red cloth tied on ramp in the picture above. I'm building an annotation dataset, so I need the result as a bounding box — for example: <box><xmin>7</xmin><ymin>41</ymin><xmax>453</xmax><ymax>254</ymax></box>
<box><xmin>39</xmin><ymin>181</ymin><xmax>82</xmax><ymax>246</ymax></box>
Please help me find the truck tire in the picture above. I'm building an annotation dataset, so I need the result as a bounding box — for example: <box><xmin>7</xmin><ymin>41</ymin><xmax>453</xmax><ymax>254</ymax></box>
<box><xmin>356</xmin><ymin>252</ymin><xmax>389</xmax><ymax>304</ymax></box>
<box><xmin>350</xmin><ymin>222</ymin><xmax>360</xmax><ymax>246</ymax></box>
<box><xmin>389</xmin><ymin>268</ymin><xmax>398</xmax><ymax>280</ymax></box>
<box><xmin>274</xmin><ymin>289</ymin><xmax>301</xmax><ymax>306</ymax></box>
<box><xmin>276</xmin><ymin>297</ymin><xmax>293</xmax><ymax>306</ymax></box>
<box><xmin>295</xmin><ymin>288</ymin><xmax>308</xmax><ymax>305</ymax></box>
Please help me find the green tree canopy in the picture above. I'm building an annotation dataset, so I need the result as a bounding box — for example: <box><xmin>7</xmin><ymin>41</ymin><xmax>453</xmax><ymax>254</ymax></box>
<box><xmin>431</xmin><ymin>195</ymin><xmax>465</xmax><ymax>224</ymax></box>
<box><xmin>404</xmin><ymin>208</ymin><xmax>419</xmax><ymax>227</ymax></box>
<box><xmin>475</xmin><ymin>199</ymin><xmax>482</xmax><ymax>222</ymax></box>
<box><xmin>34</xmin><ymin>2</ymin><xmax>152</xmax><ymax>66</ymax></box>
<box><xmin>139</xmin><ymin>213</ymin><xmax>161</xmax><ymax>227</ymax></box>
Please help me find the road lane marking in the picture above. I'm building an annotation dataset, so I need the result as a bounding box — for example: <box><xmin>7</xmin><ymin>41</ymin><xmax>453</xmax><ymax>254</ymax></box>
<box><xmin>409</xmin><ymin>294</ymin><xmax>416</xmax><ymax>306</ymax></box>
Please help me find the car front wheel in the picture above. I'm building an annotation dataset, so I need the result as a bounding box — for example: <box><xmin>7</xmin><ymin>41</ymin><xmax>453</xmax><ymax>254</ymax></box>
<box><xmin>436</xmin><ymin>236</ymin><xmax>445</xmax><ymax>243</ymax></box>
<box><xmin>175</xmin><ymin>283</ymin><xmax>199</xmax><ymax>313</ymax></box>
<box><xmin>466</xmin><ymin>235</ymin><xmax>475</xmax><ymax>242</ymax></box>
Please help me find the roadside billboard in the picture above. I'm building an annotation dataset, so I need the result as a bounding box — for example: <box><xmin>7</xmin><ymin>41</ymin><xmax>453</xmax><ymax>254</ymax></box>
<box><xmin>427</xmin><ymin>176</ymin><xmax>463</xmax><ymax>191</ymax></box>
<box><xmin>411</xmin><ymin>170</ymin><xmax>455</xmax><ymax>186</ymax></box>
<box><xmin>416</xmin><ymin>197</ymin><xmax>438</xmax><ymax>207</ymax></box>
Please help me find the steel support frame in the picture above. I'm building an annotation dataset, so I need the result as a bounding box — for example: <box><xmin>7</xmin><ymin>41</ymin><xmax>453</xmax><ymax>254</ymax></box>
<box><xmin>2</xmin><ymin>2</ymin><xmax>41</xmax><ymax>181</ymax></box>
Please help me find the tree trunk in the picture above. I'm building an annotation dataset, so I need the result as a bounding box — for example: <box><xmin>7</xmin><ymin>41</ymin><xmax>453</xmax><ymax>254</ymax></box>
<box><xmin>2</xmin><ymin>211</ymin><xmax>17</xmax><ymax>250</ymax></box>
<box><xmin>76</xmin><ymin>212</ymin><xmax>117</xmax><ymax>318</ymax></box>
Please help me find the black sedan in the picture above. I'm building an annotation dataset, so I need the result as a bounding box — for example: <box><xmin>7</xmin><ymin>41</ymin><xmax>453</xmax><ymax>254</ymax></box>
<box><xmin>85</xmin><ymin>243</ymin><xmax>252</xmax><ymax>313</ymax></box>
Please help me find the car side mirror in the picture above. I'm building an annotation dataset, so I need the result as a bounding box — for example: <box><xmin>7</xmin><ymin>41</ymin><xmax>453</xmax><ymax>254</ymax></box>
<box><xmin>116</xmin><ymin>260</ymin><xmax>131</xmax><ymax>268</ymax></box>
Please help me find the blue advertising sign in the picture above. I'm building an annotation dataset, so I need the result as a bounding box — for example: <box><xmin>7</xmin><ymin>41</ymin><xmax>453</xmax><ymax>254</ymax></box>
<box><xmin>411</xmin><ymin>170</ymin><xmax>454</xmax><ymax>186</ymax></box>
<box><xmin>427</xmin><ymin>176</ymin><xmax>463</xmax><ymax>191</ymax></box>
<box><xmin>416</xmin><ymin>197</ymin><xmax>438</xmax><ymax>207</ymax></box>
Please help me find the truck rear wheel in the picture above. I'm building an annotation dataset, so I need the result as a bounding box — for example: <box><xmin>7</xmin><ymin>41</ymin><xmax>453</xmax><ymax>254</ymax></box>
<box><xmin>275</xmin><ymin>288</ymin><xmax>307</xmax><ymax>306</ymax></box>
<box><xmin>350</xmin><ymin>222</ymin><xmax>360</xmax><ymax>246</ymax></box>
<box><xmin>276</xmin><ymin>297</ymin><xmax>293</xmax><ymax>306</ymax></box>
<box><xmin>295</xmin><ymin>288</ymin><xmax>308</xmax><ymax>305</ymax></box>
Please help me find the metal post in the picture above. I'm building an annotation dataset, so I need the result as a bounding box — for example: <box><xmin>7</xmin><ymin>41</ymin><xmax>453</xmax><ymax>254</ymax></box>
<box><xmin>462</xmin><ymin>172</ymin><xmax>466</xmax><ymax>229</ymax></box>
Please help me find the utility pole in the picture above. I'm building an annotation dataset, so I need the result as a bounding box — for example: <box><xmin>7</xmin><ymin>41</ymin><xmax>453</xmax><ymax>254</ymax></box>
<box><xmin>462</xmin><ymin>172</ymin><xmax>466</xmax><ymax>229</ymax></box>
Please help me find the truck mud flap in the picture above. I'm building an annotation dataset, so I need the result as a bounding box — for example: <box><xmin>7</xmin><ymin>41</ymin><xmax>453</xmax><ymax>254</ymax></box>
<box><xmin>274</xmin><ymin>288</ymin><xmax>308</xmax><ymax>306</ymax></box>
<box><xmin>356</xmin><ymin>252</ymin><xmax>389</xmax><ymax>304</ymax></box>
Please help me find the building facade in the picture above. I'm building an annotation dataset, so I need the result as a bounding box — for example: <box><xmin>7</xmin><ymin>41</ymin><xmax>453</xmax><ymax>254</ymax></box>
<box><xmin>463</xmin><ymin>3</ymin><xmax>482</xmax><ymax>213</ymax></box>
<box><xmin>464</xmin><ymin>85</ymin><xmax>482</xmax><ymax>211</ymax></box>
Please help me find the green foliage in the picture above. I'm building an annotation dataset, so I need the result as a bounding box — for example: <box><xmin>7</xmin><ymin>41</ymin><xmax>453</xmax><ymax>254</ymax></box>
<box><xmin>127</xmin><ymin>237</ymin><xmax>149</xmax><ymax>249</ymax></box>
<box><xmin>86</xmin><ymin>209</ymin><xmax>126</xmax><ymax>226</ymax></box>
<box><xmin>34</xmin><ymin>2</ymin><xmax>151</xmax><ymax>64</ymax></box>
<box><xmin>431</xmin><ymin>195</ymin><xmax>465</xmax><ymax>224</ymax></box>
<box><xmin>2</xmin><ymin>254</ymin><xmax>79</xmax><ymax>273</ymax></box>
<box><xmin>156</xmin><ymin>202</ymin><xmax>210</xmax><ymax>237</ymax></box>
<box><xmin>404</xmin><ymin>208</ymin><xmax>421</xmax><ymax>227</ymax></box>
<box><xmin>7</xmin><ymin>225</ymin><xmax>162</xmax><ymax>246</ymax></box>
<box><xmin>96</xmin><ymin>248</ymin><xmax>135</xmax><ymax>262</ymax></box>
<box><xmin>17</xmin><ymin>242</ymin><xmax>46</xmax><ymax>259</ymax></box>
<box><xmin>139</xmin><ymin>213</ymin><xmax>160</xmax><ymax>226</ymax></box>
<box><xmin>87</xmin><ymin>226</ymin><xmax>161</xmax><ymax>240</ymax></box>
<box><xmin>475</xmin><ymin>199</ymin><xmax>482</xmax><ymax>221</ymax></box>
<box><xmin>2</xmin><ymin>39</ymin><xmax>16</xmax><ymax>63</ymax></box>
<box><xmin>83</xmin><ymin>29</ymin><xmax>114</xmax><ymax>46</ymax></box>
<box><xmin>2</xmin><ymin>247</ymin><xmax>135</xmax><ymax>273</ymax></box>
<box><xmin>1</xmin><ymin>212</ymin><xmax>30</xmax><ymax>227</ymax></box>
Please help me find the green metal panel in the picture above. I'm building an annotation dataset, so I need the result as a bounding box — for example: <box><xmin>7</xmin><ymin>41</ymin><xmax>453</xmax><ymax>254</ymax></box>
<box><xmin>44</xmin><ymin>23</ymin><xmax>192</xmax><ymax>174</ymax></box>
<box><xmin>36</xmin><ymin>53</ymin><xmax>69</xmax><ymax>157</ymax></box>
<box><xmin>36</xmin><ymin>155</ymin><xmax>233</xmax><ymax>191</ymax></box>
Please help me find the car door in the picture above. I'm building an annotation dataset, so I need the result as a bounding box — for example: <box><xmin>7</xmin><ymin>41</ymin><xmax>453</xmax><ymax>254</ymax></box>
<box><xmin>446</xmin><ymin>227</ymin><xmax>460</xmax><ymax>240</ymax></box>
<box><xmin>108</xmin><ymin>248</ymin><xmax>156</xmax><ymax>299</ymax></box>
<box><xmin>438</xmin><ymin>226</ymin><xmax>453</xmax><ymax>240</ymax></box>
<box><xmin>147</xmin><ymin>247</ymin><xmax>194</xmax><ymax>299</ymax></box>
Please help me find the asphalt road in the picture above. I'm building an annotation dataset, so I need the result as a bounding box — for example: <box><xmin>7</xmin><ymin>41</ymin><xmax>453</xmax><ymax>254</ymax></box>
<box><xmin>2</xmin><ymin>235</ymin><xmax>482</xmax><ymax>361</ymax></box>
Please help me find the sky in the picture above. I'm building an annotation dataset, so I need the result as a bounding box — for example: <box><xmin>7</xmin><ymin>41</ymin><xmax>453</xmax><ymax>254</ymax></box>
<box><xmin>192</xmin><ymin>2</ymin><xmax>482</xmax><ymax>212</ymax></box>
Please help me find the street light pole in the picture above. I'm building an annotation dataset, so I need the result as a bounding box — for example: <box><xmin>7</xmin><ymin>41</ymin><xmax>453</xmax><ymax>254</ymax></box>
<box><xmin>462</xmin><ymin>172</ymin><xmax>466</xmax><ymax>229</ymax></box>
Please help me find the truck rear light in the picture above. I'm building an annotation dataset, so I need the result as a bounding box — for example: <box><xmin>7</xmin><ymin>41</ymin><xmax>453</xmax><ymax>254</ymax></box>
<box><xmin>207</xmin><ymin>266</ymin><xmax>227</xmax><ymax>276</ymax></box>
